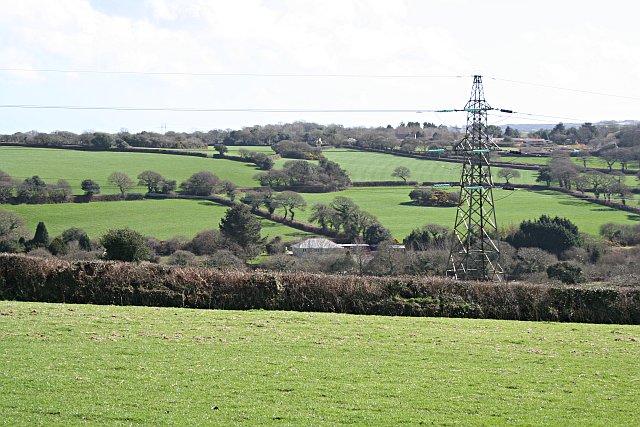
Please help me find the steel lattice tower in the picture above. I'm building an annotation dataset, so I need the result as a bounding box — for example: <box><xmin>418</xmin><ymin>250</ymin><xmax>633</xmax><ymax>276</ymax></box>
<box><xmin>447</xmin><ymin>75</ymin><xmax>504</xmax><ymax>281</ymax></box>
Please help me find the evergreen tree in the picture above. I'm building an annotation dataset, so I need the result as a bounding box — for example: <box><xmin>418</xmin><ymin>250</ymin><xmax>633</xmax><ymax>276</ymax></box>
<box><xmin>219</xmin><ymin>205</ymin><xmax>265</xmax><ymax>257</ymax></box>
<box><xmin>507</xmin><ymin>215</ymin><xmax>580</xmax><ymax>256</ymax></box>
<box><xmin>31</xmin><ymin>221</ymin><xmax>50</xmax><ymax>248</ymax></box>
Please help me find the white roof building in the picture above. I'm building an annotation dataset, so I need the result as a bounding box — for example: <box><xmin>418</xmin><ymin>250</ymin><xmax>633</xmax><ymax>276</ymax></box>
<box><xmin>291</xmin><ymin>238</ymin><xmax>344</xmax><ymax>257</ymax></box>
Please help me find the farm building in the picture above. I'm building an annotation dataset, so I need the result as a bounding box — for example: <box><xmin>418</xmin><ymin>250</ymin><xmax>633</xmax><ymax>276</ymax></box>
<box><xmin>291</xmin><ymin>238</ymin><xmax>344</xmax><ymax>257</ymax></box>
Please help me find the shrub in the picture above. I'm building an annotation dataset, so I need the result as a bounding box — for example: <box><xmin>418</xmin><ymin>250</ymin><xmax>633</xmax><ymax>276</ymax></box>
<box><xmin>26</xmin><ymin>221</ymin><xmax>50</xmax><ymax>251</ymax></box>
<box><xmin>48</xmin><ymin>237</ymin><xmax>67</xmax><ymax>256</ymax></box>
<box><xmin>409</xmin><ymin>188</ymin><xmax>459</xmax><ymax>206</ymax></box>
<box><xmin>266</xmin><ymin>236</ymin><xmax>286</xmax><ymax>255</ymax></box>
<box><xmin>186</xmin><ymin>230</ymin><xmax>223</xmax><ymax>256</ymax></box>
<box><xmin>156</xmin><ymin>236</ymin><xmax>188</xmax><ymax>256</ymax></box>
<box><xmin>404</xmin><ymin>224</ymin><xmax>450</xmax><ymax>250</ymax></box>
<box><xmin>507</xmin><ymin>215</ymin><xmax>581</xmax><ymax>256</ymax></box>
<box><xmin>511</xmin><ymin>247</ymin><xmax>557</xmax><ymax>278</ymax></box>
<box><xmin>180</xmin><ymin>171</ymin><xmax>219</xmax><ymax>196</ymax></box>
<box><xmin>80</xmin><ymin>179</ymin><xmax>100</xmax><ymax>198</ymax></box>
<box><xmin>547</xmin><ymin>262</ymin><xmax>584</xmax><ymax>284</ymax></box>
<box><xmin>200</xmin><ymin>250</ymin><xmax>246</xmax><ymax>270</ymax></box>
<box><xmin>100</xmin><ymin>228</ymin><xmax>151</xmax><ymax>262</ymax></box>
<box><xmin>167</xmin><ymin>250</ymin><xmax>196</xmax><ymax>266</ymax></box>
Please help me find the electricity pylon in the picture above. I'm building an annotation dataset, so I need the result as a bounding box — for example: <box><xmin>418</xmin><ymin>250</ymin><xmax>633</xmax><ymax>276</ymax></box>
<box><xmin>447</xmin><ymin>75</ymin><xmax>504</xmax><ymax>281</ymax></box>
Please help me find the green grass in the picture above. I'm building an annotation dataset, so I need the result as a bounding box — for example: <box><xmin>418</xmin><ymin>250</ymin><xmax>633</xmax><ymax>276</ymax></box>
<box><xmin>3</xmin><ymin>146</ymin><xmax>638</xmax><ymax>241</ymax></box>
<box><xmin>4</xmin><ymin>187</ymin><xmax>638</xmax><ymax>241</ymax></box>
<box><xmin>0</xmin><ymin>147</ymin><xmax>262</xmax><ymax>194</ymax></box>
<box><xmin>3</xmin><ymin>199</ymin><xmax>311</xmax><ymax>241</ymax></box>
<box><xmin>0</xmin><ymin>301</ymin><xmax>638</xmax><ymax>426</ymax></box>
<box><xmin>321</xmin><ymin>149</ymin><xmax>540</xmax><ymax>184</ymax></box>
<box><xmin>295</xmin><ymin>187</ymin><xmax>640</xmax><ymax>238</ymax></box>
<box><xmin>495</xmin><ymin>154</ymin><xmax>640</xmax><ymax>171</ymax></box>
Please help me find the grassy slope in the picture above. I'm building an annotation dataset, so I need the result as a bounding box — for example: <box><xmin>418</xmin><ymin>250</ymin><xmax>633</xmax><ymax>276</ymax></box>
<box><xmin>296</xmin><ymin>187</ymin><xmax>640</xmax><ymax>238</ymax></box>
<box><xmin>0</xmin><ymin>301</ymin><xmax>638</xmax><ymax>426</ymax></box>
<box><xmin>2</xmin><ymin>146</ymin><xmax>638</xmax><ymax>240</ymax></box>
<box><xmin>0</xmin><ymin>147</ymin><xmax>261</xmax><ymax>194</ymax></box>
<box><xmin>4</xmin><ymin>199</ymin><xmax>311</xmax><ymax>240</ymax></box>
<box><xmin>4</xmin><ymin>188</ymin><xmax>638</xmax><ymax>241</ymax></box>
<box><xmin>322</xmin><ymin>149</ymin><xmax>540</xmax><ymax>184</ymax></box>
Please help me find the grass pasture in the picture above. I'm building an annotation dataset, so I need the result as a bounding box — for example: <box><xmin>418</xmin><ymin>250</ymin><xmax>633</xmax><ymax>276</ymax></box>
<box><xmin>321</xmin><ymin>149</ymin><xmax>540</xmax><ymax>184</ymax></box>
<box><xmin>3</xmin><ymin>199</ymin><xmax>312</xmax><ymax>241</ymax></box>
<box><xmin>296</xmin><ymin>186</ymin><xmax>640</xmax><ymax>238</ymax></box>
<box><xmin>0</xmin><ymin>301</ymin><xmax>638</xmax><ymax>426</ymax></box>
<box><xmin>3</xmin><ymin>187</ymin><xmax>638</xmax><ymax>240</ymax></box>
<box><xmin>0</xmin><ymin>147</ymin><xmax>262</xmax><ymax>194</ymax></box>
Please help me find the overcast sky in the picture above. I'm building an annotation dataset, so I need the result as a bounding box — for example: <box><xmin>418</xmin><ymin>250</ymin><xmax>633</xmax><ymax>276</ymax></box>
<box><xmin>1</xmin><ymin>0</ymin><xmax>639</xmax><ymax>134</ymax></box>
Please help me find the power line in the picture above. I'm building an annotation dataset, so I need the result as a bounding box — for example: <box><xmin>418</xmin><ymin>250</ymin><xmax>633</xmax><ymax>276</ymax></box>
<box><xmin>0</xmin><ymin>102</ymin><xmax>591</xmax><ymax>125</ymax></box>
<box><xmin>0</xmin><ymin>104</ymin><xmax>463</xmax><ymax>114</ymax></box>
<box><xmin>488</xmin><ymin>76</ymin><xmax>640</xmax><ymax>101</ymax></box>
<box><xmin>487</xmin><ymin>111</ymin><xmax>589</xmax><ymax>124</ymax></box>
<box><xmin>6</xmin><ymin>67</ymin><xmax>637</xmax><ymax>102</ymax></box>
<box><xmin>0</xmin><ymin>67</ymin><xmax>467</xmax><ymax>79</ymax></box>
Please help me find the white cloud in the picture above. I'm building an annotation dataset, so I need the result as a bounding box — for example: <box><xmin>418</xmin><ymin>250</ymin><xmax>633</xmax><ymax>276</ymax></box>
<box><xmin>0</xmin><ymin>0</ymin><xmax>639</xmax><ymax>132</ymax></box>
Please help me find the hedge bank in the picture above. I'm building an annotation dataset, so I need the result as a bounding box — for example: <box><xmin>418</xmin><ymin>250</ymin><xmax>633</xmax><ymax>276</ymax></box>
<box><xmin>1</xmin><ymin>254</ymin><xmax>639</xmax><ymax>324</ymax></box>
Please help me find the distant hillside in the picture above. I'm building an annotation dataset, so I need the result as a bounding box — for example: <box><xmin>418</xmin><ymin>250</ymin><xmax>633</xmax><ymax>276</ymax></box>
<box><xmin>501</xmin><ymin>120</ymin><xmax>638</xmax><ymax>132</ymax></box>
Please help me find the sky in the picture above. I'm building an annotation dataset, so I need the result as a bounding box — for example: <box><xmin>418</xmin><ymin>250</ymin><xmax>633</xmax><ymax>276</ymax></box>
<box><xmin>1</xmin><ymin>0</ymin><xmax>639</xmax><ymax>134</ymax></box>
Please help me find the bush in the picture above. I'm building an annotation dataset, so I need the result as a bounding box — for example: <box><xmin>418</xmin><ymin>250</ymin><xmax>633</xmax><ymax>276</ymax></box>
<box><xmin>167</xmin><ymin>250</ymin><xmax>196</xmax><ymax>266</ymax></box>
<box><xmin>404</xmin><ymin>224</ymin><xmax>450</xmax><ymax>250</ymax></box>
<box><xmin>156</xmin><ymin>236</ymin><xmax>188</xmax><ymax>256</ymax></box>
<box><xmin>25</xmin><ymin>221</ymin><xmax>50</xmax><ymax>251</ymax></box>
<box><xmin>547</xmin><ymin>262</ymin><xmax>584</xmax><ymax>284</ymax></box>
<box><xmin>179</xmin><ymin>171</ymin><xmax>219</xmax><ymax>196</ymax></box>
<box><xmin>409</xmin><ymin>188</ymin><xmax>458</xmax><ymax>206</ymax></box>
<box><xmin>507</xmin><ymin>215</ymin><xmax>581</xmax><ymax>256</ymax></box>
<box><xmin>186</xmin><ymin>230</ymin><xmax>223</xmax><ymax>256</ymax></box>
<box><xmin>200</xmin><ymin>250</ymin><xmax>246</xmax><ymax>270</ymax></box>
<box><xmin>48</xmin><ymin>237</ymin><xmax>67</xmax><ymax>256</ymax></box>
<box><xmin>266</xmin><ymin>236</ymin><xmax>286</xmax><ymax>255</ymax></box>
<box><xmin>81</xmin><ymin>179</ymin><xmax>100</xmax><ymax>197</ymax></box>
<box><xmin>100</xmin><ymin>228</ymin><xmax>151</xmax><ymax>262</ymax></box>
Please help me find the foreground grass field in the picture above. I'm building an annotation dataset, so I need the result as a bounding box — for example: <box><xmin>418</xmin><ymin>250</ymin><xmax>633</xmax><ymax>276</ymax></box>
<box><xmin>0</xmin><ymin>147</ymin><xmax>261</xmax><ymax>194</ymax></box>
<box><xmin>4</xmin><ymin>199</ymin><xmax>311</xmax><ymax>240</ymax></box>
<box><xmin>0</xmin><ymin>301</ymin><xmax>638</xmax><ymax>426</ymax></box>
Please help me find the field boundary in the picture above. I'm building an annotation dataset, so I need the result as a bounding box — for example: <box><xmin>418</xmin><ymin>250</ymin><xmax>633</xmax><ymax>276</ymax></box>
<box><xmin>342</xmin><ymin>145</ymin><xmax>639</xmax><ymax>175</ymax></box>
<box><xmin>1</xmin><ymin>253</ymin><xmax>639</xmax><ymax>324</ymax></box>
<box><xmin>145</xmin><ymin>193</ymin><xmax>337</xmax><ymax>238</ymax></box>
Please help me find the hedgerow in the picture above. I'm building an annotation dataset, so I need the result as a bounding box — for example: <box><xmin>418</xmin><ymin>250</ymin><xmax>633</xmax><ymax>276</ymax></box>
<box><xmin>0</xmin><ymin>254</ymin><xmax>638</xmax><ymax>324</ymax></box>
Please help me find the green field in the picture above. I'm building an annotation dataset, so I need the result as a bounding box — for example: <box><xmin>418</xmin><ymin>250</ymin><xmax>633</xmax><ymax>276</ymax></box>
<box><xmin>2</xmin><ymin>146</ymin><xmax>639</xmax><ymax>240</ymax></box>
<box><xmin>4</xmin><ymin>187</ymin><xmax>638</xmax><ymax>240</ymax></box>
<box><xmin>321</xmin><ymin>149</ymin><xmax>540</xmax><ymax>184</ymax></box>
<box><xmin>0</xmin><ymin>147</ymin><xmax>262</xmax><ymax>194</ymax></box>
<box><xmin>296</xmin><ymin>187</ymin><xmax>640</xmax><ymax>238</ymax></box>
<box><xmin>3</xmin><ymin>199</ymin><xmax>311</xmax><ymax>241</ymax></box>
<box><xmin>0</xmin><ymin>301</ymin><xmax>638</xmax><ymax>426</ymax></box>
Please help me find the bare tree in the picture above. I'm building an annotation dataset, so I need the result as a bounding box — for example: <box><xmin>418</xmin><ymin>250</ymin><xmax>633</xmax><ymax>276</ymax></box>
<box><xmin>391</xmin><ymin>166</ymin><xmax>411</xmax><ymax>183</ymax></box>
<box><xmin>107</xmin><ymin>172</ymin><xmax>134</xmax><ymax>198</ymax></box>
<box><xmin>497</xmin><ymin>167</ymin><xmax>521</xmax><ymax>184</ymax></box>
